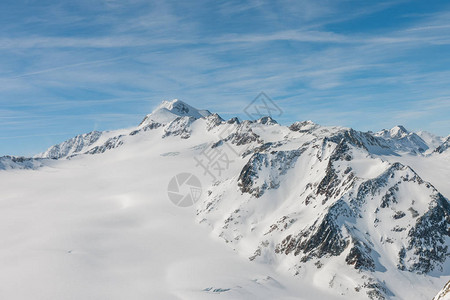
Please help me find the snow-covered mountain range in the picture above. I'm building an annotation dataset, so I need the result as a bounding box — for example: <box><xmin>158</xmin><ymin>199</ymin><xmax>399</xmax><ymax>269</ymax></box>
<box><xmin>0</xmin><ymin>99</ymin><xmax>449</xmax><ymax>300</ymax></box>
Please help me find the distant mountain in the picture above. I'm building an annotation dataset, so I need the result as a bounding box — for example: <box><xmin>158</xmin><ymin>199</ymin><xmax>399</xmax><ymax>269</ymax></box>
<box><xmin>434</xmin><ymin>136</ymin><xmax>450</xmax><ymax>154</ymax></box>
<box><xmin>0</xmin><ymin>155</ymin><xmax>43</xmax><ymax>170</ymax></box>
<box><xmin>139</xmin><ymin>99</ymin><xmax>211</xmax><ymax>126</ymax></box>
<box><xmin>374</xmin><ymin>125</ymin><xmax>430</xmax><ymax>154</ymax></box>
<box><xmin>416</xmin><ymin>130</ymin><xmax>446</xmax><ymax>152</ymax></box>
<box><xmin>34</xmin><ymin>131</ymin><xmax>103</xmax><ymax>159</ymax></box>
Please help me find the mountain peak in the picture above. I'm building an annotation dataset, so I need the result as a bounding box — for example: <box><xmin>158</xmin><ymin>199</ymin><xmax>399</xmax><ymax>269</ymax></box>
<box><xmin>390</xmin><ymin>125</ymin><xmax>409</xmax><ymax>138</ymax></box>
<box><xmin>139</xmin><ymin>99</ymin><xmax>212</xmax><ymax>127</ymax></box>
<box><xmin>154</xmin><ymin>99</ymin><xmax>211</xmax><ymax>118</ymax></box>
<box><xmin>373</xmin><ymin>125</ymin><xmax>430</xmax><ymax>154</ymax></box>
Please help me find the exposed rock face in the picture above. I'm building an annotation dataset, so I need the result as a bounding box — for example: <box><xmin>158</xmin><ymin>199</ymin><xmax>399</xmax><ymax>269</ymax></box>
<box><xmin>434</xmin><ymin>136</ymin><xmax>450</xmax><ymax>154</ymax></box>
<box><xmin>399</xmin><ymin>193</ymin><xmax>450</xmax><ymax>274</ymax></box>
<box><xmin>209</xmin><ymin>120</ymin><xmax>263</xmax><ymax>152</ymax></box>
<box><xmin>35</xmin><ymin>131</ymin><xmax>102</xmax><ymax>159</ymax></box>
<box><xmin>227</xmin><ymin>117</ymin><xmax>240</xmax><ymax>124</ymax></box>
<box><xmin>316</xmin><ymin>140</ymin><xmax>356</xmax><ymax>203</ymax></box>
<box><xmin>256</xmin><ymin>116</ymin><xmax>278</xmax><ymax>125</ymax></box>
<box><xmin>227</xmin><ymin>120</ymin><xmax>262</xmax><ymax>146</ymax></box>
<box><xmin>238</xmin><ymin>149</ymin><xmax>303</xmax><ymax>198</ymax></box>
<box><xmin>276</xmin><ymin>200</ymin><xmax>351</xmax><ymax>261</ymax></box>
<box><xmin>84</xmin><ymin>135</ymin><xmax>124</xmax><ymax>155</ymax></box>
<box><xmin>341</xmin><ymin>129</ymin><xmax>387</xmax><ymax>149</ymax></box>
<box><xmin>162</xmin><ymin>116</ymin><xmax>196</xmax><ymax>139</ymax></box>
<box><xmin>345</xmin><ymin>238</ymin><xmax>376</xmax><ymax>271</ymax></box>
<box><xmin>289</xmin><ymin>120</ymin><xmax>319</xmax><ymax>133</ymax></box>
<box><xmin>130</xmin><ymin>122</ymin><xmax>162</xmax><ymax>135</ymax></box>
<box><xmin>433</xmin><ymin>280</ymin><xmax>450</xmax><ymax>300</ymax></box>
<box><xmin>205</xmin><ymin>113</ymin><xmax>224</xmax><ymax>131</ymax></box>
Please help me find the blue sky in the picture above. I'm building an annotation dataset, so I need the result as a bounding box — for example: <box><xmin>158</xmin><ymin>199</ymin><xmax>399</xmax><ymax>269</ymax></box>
<box><xmin>1</xmin><ymin>0</ymin><xmax>450</xmax><ymax>156</ymax></box>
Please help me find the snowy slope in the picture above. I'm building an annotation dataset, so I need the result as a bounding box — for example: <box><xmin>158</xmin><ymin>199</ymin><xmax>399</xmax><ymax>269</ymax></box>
<box><xmin>1</xmin><ymin>99</ymin><xmax>449</xmax><ymax>300</ymax></box>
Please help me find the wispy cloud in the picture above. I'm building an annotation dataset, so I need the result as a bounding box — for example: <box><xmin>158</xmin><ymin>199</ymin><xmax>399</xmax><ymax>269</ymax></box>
<box><xmin>9</xmin><ymin>56</ymin><xmax>128</xmax><ymax>78</ymax></box>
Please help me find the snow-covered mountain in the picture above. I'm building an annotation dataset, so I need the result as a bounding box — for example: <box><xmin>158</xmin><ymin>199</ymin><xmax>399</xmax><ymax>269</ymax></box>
<box><xmin>139</xmin><ymin>98</ymin><xmax>212</xmax><ymax>126</ymax></box>
<box><xmin>34</xmin><ymin>99</ymin><xmax>213</xmax><ymax>160</ymax></box>
<box><xmin>417</xmin><ymin>131</ymin><xmax>447</xmax><ymax>152</ymax></box>
<box><xmin>29</xmin><ymin>101</ymin><xmax>447</xmax><ymax>161</ymax></box>
<box><xmin>35</xmin><ymin>131</ymin><xmax>104</xmax><ymax>159</ymax></box>
<box><xmin>0</xmin><ymin>155</ymin><xmax>44</xmax><ymax>170</ymax></box>
<box><xmin>434</xmin><ymin>136</ymin><xmax>450</xmax><ymax>154</ymax></box>
<box><xmin>374</xmin><ymin>125</ymin><xmax>431</xmax><ymax>154</ymax></box>
<box><xmin>0</xmin><ymin>99</ymin><xmax>448</xmax><ymax>300</ymax></box>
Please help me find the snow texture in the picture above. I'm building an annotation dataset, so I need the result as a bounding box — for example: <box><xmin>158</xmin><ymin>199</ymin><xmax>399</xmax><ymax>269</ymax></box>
<box><xmin>1</xmin><ymin>99</ymin><xmax>449</xmax><ymax>300</ymax></box>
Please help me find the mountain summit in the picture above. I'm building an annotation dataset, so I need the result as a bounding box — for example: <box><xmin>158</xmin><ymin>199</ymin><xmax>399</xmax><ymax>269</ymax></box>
<box><xmin>375</xmin><ymin>125</ymin><xmax>429</xmax><ymax>153</ymax></box>
<box><xmin>389</xmin><ymin>125</ymin><xmax>409</xmax><ymax>138</ymax></box>
<box><xmin>139</xmin><ymin>99</ymin><xmax>212</xmax><ymax>126</ymax></box>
